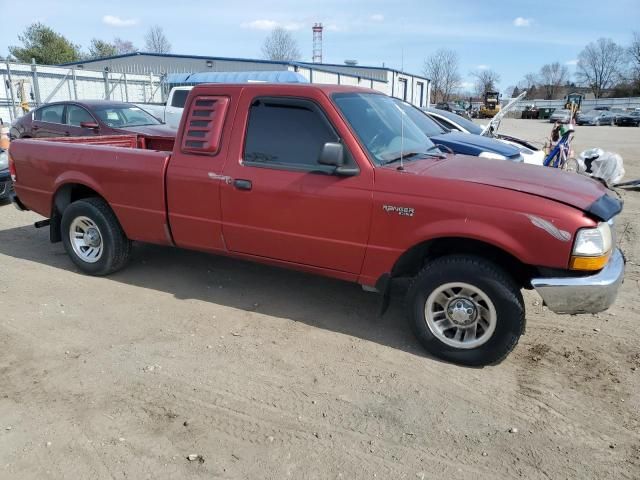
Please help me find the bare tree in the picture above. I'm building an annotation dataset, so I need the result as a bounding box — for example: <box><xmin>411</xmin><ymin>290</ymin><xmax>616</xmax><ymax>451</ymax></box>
<box><xmin>262</xmin><ymin>27</ymin><xmax>300</xmax><ymax>62</ymax></box>
<box><xmin>114</xmin><ymin>37</ymin><xmax>137</xmax><ymax>54</ymax></box>
<box><xmin>144</xmin><ymin>26</ymin><xmax>171</xmax><ymax>54</ymax></box>
<box><xmin>471</xmin><ymin>69</ymin><xmax>501</xmax><ymax>97</ymax></box>
<box><xmin>539</xmin><ymin>62</ymin><xmax>569</xmax><ymax>99</ymax></box>
<box><xmin>576</xmin><ymin>38</ymin><xmax>626</xmax><ymax>98</ymax></box>
<box><xmin>423</xmin><ymin>49</ymin><xmax>461</xmax><ymax>103</ymax></box>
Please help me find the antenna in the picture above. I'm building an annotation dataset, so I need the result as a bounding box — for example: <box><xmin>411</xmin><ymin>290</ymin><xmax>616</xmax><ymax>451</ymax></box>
<box><xmin>312</xmin><ymin>23</ymin><xmax>323</xmax><ymax>63</ymax></box>
<box><xmin>398</xmin><ymin>47</ymin><xmax>405</xmax><ymax>171</ymax></box>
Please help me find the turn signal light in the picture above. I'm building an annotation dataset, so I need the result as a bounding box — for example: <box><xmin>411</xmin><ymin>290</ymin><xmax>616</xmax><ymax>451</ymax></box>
<box><xmin>570</xmin><ymin>253</ymin><xmax>610</xmax><ymax>271</ymax></box>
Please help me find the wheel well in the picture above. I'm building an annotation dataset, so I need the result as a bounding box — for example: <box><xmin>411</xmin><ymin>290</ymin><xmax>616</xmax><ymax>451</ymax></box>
<box><xmin>50</xmin><ymin>184</ymin><xmax>104</xmax><ymax>243</ymax></box>
<box><xmin>391</xmin><ymin>237</ymin><xmax>532</xmax><ymax>288</ymax></box>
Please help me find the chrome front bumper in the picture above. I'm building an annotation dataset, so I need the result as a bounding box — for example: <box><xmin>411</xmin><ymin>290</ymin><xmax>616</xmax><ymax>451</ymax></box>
<box><xmin>531</xmin><ymin>248</ymin><xmax>625</xmax><ymax>314</ymax></box>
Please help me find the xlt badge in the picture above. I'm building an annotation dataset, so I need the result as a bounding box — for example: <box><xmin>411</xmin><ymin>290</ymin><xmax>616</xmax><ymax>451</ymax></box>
<box><xmin>383</xmin><ymin>205</ymin><xmax>415</xmax><ymax>217</ymax></box>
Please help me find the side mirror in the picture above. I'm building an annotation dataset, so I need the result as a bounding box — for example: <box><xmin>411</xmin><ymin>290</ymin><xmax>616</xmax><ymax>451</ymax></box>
<box><xmin>318</xmin><ymin>142</ymin><xmax>358</xmax><ymax>177</ymax></box>
<box><xmin>318</xmin><ymin>142</ymin><xmax>345</xmax><ymax>167</ymax></box>
<box><xmin>80</xmin><ymin>121</ymin><xmax>99</xmax><ymax>129</ymax></box>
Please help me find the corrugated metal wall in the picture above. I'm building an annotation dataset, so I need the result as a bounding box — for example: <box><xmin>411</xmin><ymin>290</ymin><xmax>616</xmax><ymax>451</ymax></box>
<box><xmin>69</xmin><ymin>56</ymin><xmax>290</xmax><ymax>75</ymax></box>
<box><xmin>0</xmin><ymin>62</ymin><xmax>162</xmax><ymax>123</ymax></box>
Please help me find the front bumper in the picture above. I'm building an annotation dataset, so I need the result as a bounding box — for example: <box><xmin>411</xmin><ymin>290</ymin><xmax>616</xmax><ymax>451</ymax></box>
<box><xmin>531</xmin><ymin>248</ymin><xmax>625</xmax><ymax>314</ymax></box>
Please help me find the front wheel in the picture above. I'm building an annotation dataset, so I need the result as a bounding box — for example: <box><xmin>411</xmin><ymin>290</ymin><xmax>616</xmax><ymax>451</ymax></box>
<box><xmin>61</xmin><ymin>197</ymin><xmax>132</xmax><ymax>276</ymax></box>
<box><xmin>406</xmin><ymin>255</ymin><xmax>525</xmax><ymax>366</ymax></box>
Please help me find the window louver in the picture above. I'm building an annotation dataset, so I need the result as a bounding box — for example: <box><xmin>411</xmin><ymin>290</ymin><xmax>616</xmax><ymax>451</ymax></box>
<box><xmin>180</xmin><ymin>96</ymin><xmax>230</xmax><ymax>155</ymax></box>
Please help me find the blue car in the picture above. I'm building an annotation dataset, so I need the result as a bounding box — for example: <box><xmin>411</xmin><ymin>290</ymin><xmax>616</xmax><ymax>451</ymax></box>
<box><xmin>393</xmin><ymin>99</ymin><xmax>523</xmax><ymax>162</ymax></box>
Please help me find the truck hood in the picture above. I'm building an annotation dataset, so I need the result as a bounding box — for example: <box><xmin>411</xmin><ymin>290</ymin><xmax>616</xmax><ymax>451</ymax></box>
<box><xmin>400</xmin><ymin>155</ymin><xmax>620</xmax><ymax>219</ymax></box>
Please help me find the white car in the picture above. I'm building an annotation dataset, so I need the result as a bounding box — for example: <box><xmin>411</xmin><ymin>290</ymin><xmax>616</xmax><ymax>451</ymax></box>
<box><xmin>138</xmin><ymin>86</ymin><xmax>193</xmax><ymax>130</ymax></box>
<box><xmin>424</xmin><ymin>107</ymin><xmax>545</xmax><ymax>166</ymax></box>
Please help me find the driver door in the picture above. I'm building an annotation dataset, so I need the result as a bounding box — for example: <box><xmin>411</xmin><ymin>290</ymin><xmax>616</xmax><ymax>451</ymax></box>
<box><xmin>220</xmin><ymin>91</ymin><xmax>373</xmax><ymax>274</ymax></box>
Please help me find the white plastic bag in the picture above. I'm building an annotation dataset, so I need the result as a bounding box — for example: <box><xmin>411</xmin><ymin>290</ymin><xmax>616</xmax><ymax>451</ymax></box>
<box><xmin>576</xmin><ymin>149</ymin><xmax>625</xmax><ymax>185</ymax></box>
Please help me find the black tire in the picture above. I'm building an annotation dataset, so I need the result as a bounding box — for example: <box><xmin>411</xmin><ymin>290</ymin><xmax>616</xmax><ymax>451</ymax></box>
<box><xmin>406</xmin><ymin>255</ymin><xmax>525</xmax><ymax>367</ymax></box>
<box><xmin>61</xmin><ymin>197</ymin><xmax>131</xmax><ymax>276</ymax></box>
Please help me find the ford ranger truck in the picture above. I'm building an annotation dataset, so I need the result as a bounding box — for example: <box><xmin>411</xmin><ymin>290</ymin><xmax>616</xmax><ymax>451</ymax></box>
<box><xmin>8</xmin><ymin>84</ymin><xmax>625</xmax><ymax>366</ymax></box>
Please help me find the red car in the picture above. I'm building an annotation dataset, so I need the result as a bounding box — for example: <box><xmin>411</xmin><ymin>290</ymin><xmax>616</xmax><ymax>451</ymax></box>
<box><xmin>9</xmin><ymin>100</ymin><xmax>176</xmax><ymax>139</ymax></box>
<box><xmin>9</xmin><ymin>84</ymin><xmax>624</xmax><ymax>366</ymax></box>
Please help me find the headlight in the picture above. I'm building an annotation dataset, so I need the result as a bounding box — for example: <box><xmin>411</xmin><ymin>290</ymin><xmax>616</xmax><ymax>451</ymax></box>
<box><xmin>570</xmin><ymin>222</ymin><xmax>612</xmax><ymax>271</ymax></box>
<box><xmin>0</xmin><ymin>150</ymin><xmax>8</xmax><ymax>170</ymax></box>
<box><xmin>479</xmin><ymin>151</ymin><xmax>507</xmax><ymax>161</ymax></box>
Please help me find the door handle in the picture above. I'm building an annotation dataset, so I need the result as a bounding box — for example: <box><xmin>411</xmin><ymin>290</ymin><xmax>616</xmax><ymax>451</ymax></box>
<box><xmin>233</xmin><ymin>179</ymin><xmax>252</xmax><ymax>191</ymax></box>
<box><xmin>32</xmin><ymin>125</ymin><xmax>39</xmax><ymax>130</ymax></box>
<box><xmin>64</xmin><ymin>131</ymin><xmax>71</xmax><ymax>136</ymax></box>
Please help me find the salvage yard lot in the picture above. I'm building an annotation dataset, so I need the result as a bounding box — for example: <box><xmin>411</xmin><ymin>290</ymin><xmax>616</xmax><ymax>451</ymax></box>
<box><xmin>0</xmin><ymin>119</ymin><xmax>639</xmax><ymax>479</ymax></box>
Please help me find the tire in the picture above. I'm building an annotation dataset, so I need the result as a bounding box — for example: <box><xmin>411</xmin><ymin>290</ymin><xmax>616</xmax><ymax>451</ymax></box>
<box><xmin>61</xmin><ymin>197</ymin><xmax>132</xmax><ymax>276</ymax></box>
<box><xmin>405</xmin><ymin>255</ymin><xmax>525</xmax><ymax>367</ymax></box>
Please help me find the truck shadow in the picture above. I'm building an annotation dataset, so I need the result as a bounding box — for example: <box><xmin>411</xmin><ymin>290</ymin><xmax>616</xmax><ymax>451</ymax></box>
<box><xmin>0</xmin><ymin>223</ymin><xmax>430</xmax><ymax>358</ymax></box>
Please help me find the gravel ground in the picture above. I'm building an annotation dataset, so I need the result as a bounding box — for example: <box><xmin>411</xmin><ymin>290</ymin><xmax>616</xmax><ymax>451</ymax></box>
<box><xmin>0</xmin><ymin>119</ymin><xmax>639</xmax><ymax>479</ymax></box>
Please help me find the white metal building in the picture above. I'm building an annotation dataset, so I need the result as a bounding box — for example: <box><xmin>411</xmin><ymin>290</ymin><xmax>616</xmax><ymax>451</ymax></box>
<box><xmin>62</xmin><ymin>52</ymin><xmax>431</xmax><ymax>108</ymax></box>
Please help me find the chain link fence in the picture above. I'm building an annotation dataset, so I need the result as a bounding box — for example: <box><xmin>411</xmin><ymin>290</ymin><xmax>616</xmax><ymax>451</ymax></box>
<box><xmin>1</xmin><ymin>61</ymin><xmax>163</xmax><ymax>124</ymax></box>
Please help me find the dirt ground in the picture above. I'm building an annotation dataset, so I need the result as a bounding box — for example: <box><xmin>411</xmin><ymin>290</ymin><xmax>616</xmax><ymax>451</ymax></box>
<box><xmin>0</xmin><ymin>119</ymin><xmax>639</xmax><ymax>479</ymax></box>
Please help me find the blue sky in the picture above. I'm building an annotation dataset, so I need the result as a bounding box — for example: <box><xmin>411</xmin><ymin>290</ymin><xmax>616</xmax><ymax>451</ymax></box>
<box><xmin>1</xmin><ymin>0</ymin><xmax>638</xmax><ymax>93</ymax></box>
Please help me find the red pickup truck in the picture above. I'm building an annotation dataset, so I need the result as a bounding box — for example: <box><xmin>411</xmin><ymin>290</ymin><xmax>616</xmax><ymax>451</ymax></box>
<box><xmin>9</xmin><ymin>84</ymin><xmax>624</xmax><ymax>366</ymax></box>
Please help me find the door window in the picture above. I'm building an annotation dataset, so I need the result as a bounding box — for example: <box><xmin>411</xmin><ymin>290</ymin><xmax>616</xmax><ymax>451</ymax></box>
<box><xmin>35</xmin><ymin>104</ymin><xmax>64</xmax><ymax>124</ymax></box>
<box><xmin>171</xmin><ymin>90</ymin><xmax>190</xmax><ymax>108</ymax></box>
<box><xmin>243</xmin><ymin>99</ymin><xmax>338</xmax><ymax>170</ymax></box>
<box><xmin>66</xmin><ymin>105</ymin><xmax>95</xmax><ymax>126</ymax></box>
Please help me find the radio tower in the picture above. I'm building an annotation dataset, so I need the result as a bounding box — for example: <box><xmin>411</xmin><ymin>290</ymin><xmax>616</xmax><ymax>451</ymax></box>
<box><xmin>312</xmin><ymin>23</ymin><xmax>323</xmax><ymax>63</ymax></box>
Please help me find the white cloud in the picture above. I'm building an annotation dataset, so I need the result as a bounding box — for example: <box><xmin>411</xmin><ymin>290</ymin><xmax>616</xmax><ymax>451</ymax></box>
<box><xmin>458</xmin><ymin>81</ymin><xmax>475</xmax><ymax>90</ymax></box>
<box><xmin>565</xmin><ymin>59</ymin><xmax>578</xmax><ymax>66</ymax></box>
<box><xmin>476</xmin><ymin>64</ymin><xmax>489</xmax><ymax>70</ymax></box>
<box><xmin>513</xmin><ymin>17</ymin><xmax>532</xmax><ymax>27</ymax></box>
<box><xmin>241</xmin><ymin>19</ymin><xmax>302</xmax><ymax>31</ymax></box>
<box><xmin>370</xmin><ymin>14</ymin><xmax>384</xmax><ymax>22</ymax></box>
<box><xmin>102</xmin><ymin>15</ymin><xmax>138</xmax><ymax>27</ymax></box>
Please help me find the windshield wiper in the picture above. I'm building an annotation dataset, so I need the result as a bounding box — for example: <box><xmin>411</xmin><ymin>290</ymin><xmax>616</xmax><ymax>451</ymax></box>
<box><xmin>381</xmin><ymin>146</ymin><xmax>445</xmax><ymax>165</ymax></box>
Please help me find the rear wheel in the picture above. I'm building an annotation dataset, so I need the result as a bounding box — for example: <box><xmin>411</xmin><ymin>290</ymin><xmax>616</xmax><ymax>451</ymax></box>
<box><xmin>61</xmin><ymin>197</ymin><xmax>131</xmax><ymax>275</ymax></box>
<box><xmin>406</xmin><ymin>255</ymin><xmax>525</xmax><ymax>366</ymax></box>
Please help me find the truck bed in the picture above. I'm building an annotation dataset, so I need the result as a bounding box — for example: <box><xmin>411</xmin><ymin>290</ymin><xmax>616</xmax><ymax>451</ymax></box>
<box><xmin>11</xmin><ymin>137</ymin><xmax>173</xmax><ymax>245</ymax></box>
<box><xmin>42</xmin><ymin>134</ymin><xmax>175</xmax><ymax>152</ymax></box>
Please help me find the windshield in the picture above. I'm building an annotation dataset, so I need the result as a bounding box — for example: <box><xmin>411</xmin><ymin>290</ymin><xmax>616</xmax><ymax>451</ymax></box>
<box><xmin>428</xmin><ymin>108</ymin><xmax>482</xmax><ymax>134</ymax></box>
<box><xmin>332</xmin><ymin>93</ymin><xmax>437</xmax><ymax>165</ymax></box>
<box><xmin>92</xmin><ymin>105</ymin><xmax>161</xmax><ymax>127</ymax></box>
<box><xmin>392</xmin><ymin>99</ymin><xmax>452</xmax><ymax>137</ymax></box>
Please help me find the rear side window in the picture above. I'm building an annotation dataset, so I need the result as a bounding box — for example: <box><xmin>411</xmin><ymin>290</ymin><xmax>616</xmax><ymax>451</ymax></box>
<box><xmin>171</xmin><ymin>90</ymin><xmax>190</xmax><ymax>108</ymax></box>
<box><xmin>431</xmin><ymin>116</ymin><xmax>459</xmax><ymax>131</ymax></box>
<box><xmin>36</xmin><ymin>104</ymin><xmax>64</xmax><ymax>124</ymax></box>
<box><xmin>180</xmin><ymin>95</ymin><xmax>230</xmax><ymax>155</ymax></box>
<box><xmin>244</xmin><ymin>99</ymin><xmax>337</xmax><ymax>168</ymax></box>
